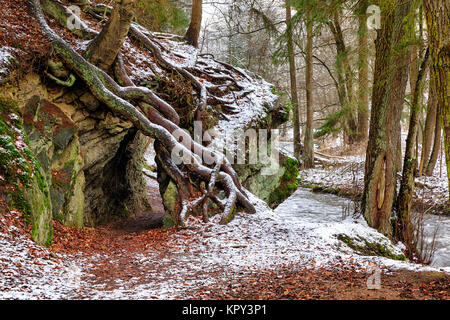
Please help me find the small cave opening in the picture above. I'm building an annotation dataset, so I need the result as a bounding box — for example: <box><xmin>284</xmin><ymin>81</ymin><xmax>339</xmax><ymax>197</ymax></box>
<box><xmin>84</xmin><ymin>127</ymin><xmax>165</xmax><ymax>231</ymax></box>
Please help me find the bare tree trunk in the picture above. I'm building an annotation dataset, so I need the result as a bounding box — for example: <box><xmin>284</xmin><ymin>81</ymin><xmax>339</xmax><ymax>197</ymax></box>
<box><xmin>328</xmin><ymin>11</ymin><xmax>357</xmax><ymax>144</ymax></box>
<box><xmin>285</xmin><ymin>1</ymin><xmax>301</xmax><ymax>161</ymax></box>
<box><xmin>185</xmin><ymin>0</ymin><xmax>203</xmax><ymax>48</ymax></box>
<box><xmin>86</xmin><ymin>0</ymin><xmax>136</xmax><ymax>71</ymax></box>
<box><xmin>362</xmin><ymin>0</ymin><xmax>412</xmax><ymax>237</ymax></box>
<box><xmin>419</xmin><ymin>69</ymin><xmax>438</xmax><ymax>176</ymax></box>
<box><xmin>423</xmin><ymin>0</ymin><xmax>450</xmax><ymax>198</ymax></box>
<box><xmin>425</xmin><ymin>103</ymin><xmax>442</xmax><ymax>176</ymax></box>
<box><xmin>395</xmin><ymin>48</ymin><xmax>429</xmax><ymax>256</ymax></box>
<box><xmin>356</xmin><ymin>0</ymin><xmax>369</xmax><ymax>143</ymax></box>
<box><xmin>303</xmin><ymin>8</ymin><xmax>314</xmax><ymax>168</ymax></box>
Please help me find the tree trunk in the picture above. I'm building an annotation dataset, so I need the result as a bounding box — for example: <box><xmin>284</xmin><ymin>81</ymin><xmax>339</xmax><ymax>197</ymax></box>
<box><xmin>303</xmin><ymin>8</ymin><xmax>314</xmax><ymax>169</ymax></box>
<box><xmin>425</xmin><ymin>103</ymin><xmax>442</xmax><ymax>176</ymax></box>
<box><xmin>395</xmin><ymin>48</ymin><xmax>429</xmax><ymax>256</ymax></box>
<box><xmin>419</xmin><ymin>69</ymin><xmax>438</xmax><ymax>176</ymax></box>
<box><xmin>185</xmin><ymin>0</ymin><xmax>203</xmax><ymax>48</ymax></box>
<box><xmin>86</xmin><ymin>0</ymin><xmax>136</xmax><ymax>71</ymax></box>
<box><xmin>423</xmin><ymin>0</ymin><xmax>450</xmax><ymax>198</ymax></box>
<box><xmin>285</xmin><ymin>2</ymin><xmax>301</xmax><ymax>161</ymax></box>
<box><xmin>356</xmin><ymin>0</ymin><xmax>369</xmax><ymax>143</ymax></box>
<box><xmin>328</xmin><ymin>11</ymin><xmax>357</xmax><ymax>144</ymax></box>
<box><xmin>361</xmin><ymin>0</ymin><xmax>412</xmax><ymax>237</ymax></box>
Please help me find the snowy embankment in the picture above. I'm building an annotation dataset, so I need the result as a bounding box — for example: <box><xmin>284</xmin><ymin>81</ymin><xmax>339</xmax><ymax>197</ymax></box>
<box><xmin>0</xmin><ymin>47</ymin><xmax>17</xmax><ymax>85</ymax></box>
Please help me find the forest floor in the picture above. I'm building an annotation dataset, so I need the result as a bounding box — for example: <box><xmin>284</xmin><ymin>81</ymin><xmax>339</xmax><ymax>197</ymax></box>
<box><xmin>1</xmin><ymin>175</ymin><xmax>449</xmax><ymax>300</ymax></box>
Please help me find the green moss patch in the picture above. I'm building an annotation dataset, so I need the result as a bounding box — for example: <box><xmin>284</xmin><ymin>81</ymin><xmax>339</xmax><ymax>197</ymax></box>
<box><xmin>268</xmin><ymin>156</ymin><xmax>300</xmax><ymax>208</ymax></box>
<box><xmin>337</xmin><ymin>233</ymin><xmax>406</xmax><ymax>261</ymax></box>
<box><xmin>0</xmin><ymin>95</ymin><xmax>53</xmax><ymax>245</ymax></box>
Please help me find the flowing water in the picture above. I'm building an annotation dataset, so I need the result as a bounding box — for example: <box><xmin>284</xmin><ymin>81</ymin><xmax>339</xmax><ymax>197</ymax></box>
<box><xmin>275</xmin><ymin>187</ymin><xmax>450</xmax><ymax>268</ymax></box>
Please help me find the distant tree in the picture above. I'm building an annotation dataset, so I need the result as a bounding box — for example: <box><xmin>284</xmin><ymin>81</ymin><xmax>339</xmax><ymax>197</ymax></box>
<box><xmin>419</xmin><ymin>68</ymin><xmax>438</xmax><ymax>176</ymax></box>
<box><xmin>327</xmin><ymin>8</ymin><xmax>357</xmax><ymax>145</ymax></box>
<box><xmin>423</xmin><ymin>0</ymin><xmax>450</xmax><ymax>198</ymax></box>
<box><xmin>303</xmin><ymin>6</ymin><xmax>314</xmax><ymax>168</ymax></box>
<box><xmin>356</xmin><ymin>0</ymin><xmax>369</xmax><ymax>142</ymax></box>
<box><xmin>285</xmin><ymin>0</ymin><xmax>301</xmax><ymax>161</ymax></box>
<box><xmin>185</xmin><ymin>0</ymin><xmax>203</xmax><ymax>47</ymax></box>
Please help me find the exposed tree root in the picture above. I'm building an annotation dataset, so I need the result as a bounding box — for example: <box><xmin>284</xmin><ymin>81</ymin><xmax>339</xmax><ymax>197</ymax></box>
<box><xmin>29</xmin><ymin>0</ymin><xmax>256</xmax><ymax>226</ymax></box>
<box><xmin>127</xmin><ymin>24</ymin><xmax>207</xmax><ymax>121</ymax></box>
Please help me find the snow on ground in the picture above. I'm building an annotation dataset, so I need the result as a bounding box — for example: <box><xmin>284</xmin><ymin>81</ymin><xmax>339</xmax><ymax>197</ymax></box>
<box><xmin>1</xmin><ymin>186</ymin><xmax>448</xmax><ymax>299</ymax></box>
<box><xmin>0</xmin><ymin>47</ymin><xmax>16</xmax><ymax>83</ymax></box>
<box><xmin>279</xmin><ymin>138</ymin><xmax>449</xmax><ymax>270</ymax></box>
<box><xmin>0</xmin><ymin>231</ymin><xmax>83</xmax><ymax>299</ymax></box>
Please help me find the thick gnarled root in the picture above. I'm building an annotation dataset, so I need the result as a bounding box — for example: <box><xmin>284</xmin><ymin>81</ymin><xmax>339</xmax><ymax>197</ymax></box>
<box><xmin>30</xmin><ymin>0</ymin><xmax>256</xmax><ymax>227</ymax></box>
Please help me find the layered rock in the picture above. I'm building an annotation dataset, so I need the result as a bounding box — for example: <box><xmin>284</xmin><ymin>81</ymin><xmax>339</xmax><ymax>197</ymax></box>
<box><xmin>1</xmin><ymin>73</ymin><xmax>150</xmax><ymax>242</ymax></box>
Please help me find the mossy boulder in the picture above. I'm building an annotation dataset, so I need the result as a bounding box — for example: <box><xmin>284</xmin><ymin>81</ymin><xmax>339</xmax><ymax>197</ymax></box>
<box><xmin>336</xmin><ymin>233</ymin><xmax>406</xmax><ymax>261</ymax></box>
<box><xmin>0</xmin><ymin>96</ymin><xmax>53</xmax><ymax>246</ymax></box>
<box><xmin>267</xmin><ymin>156</ymin><xmax>299</xmax><ymax>207</ymax></box>
<box><xmin>161</xmin><ymin>180</ymin><xmax>178</xmax><ymax>229</ymax></box>
<box><xmin>235</xmin><ymin>148</ymin><xmax>299</xmax><ymax>208</ymax></box>
<box><xmin>232</xmin><ymin>97</ymin><xmax>298</xmax><ymax>208</ymax></box>
<box><xmin>23</xmin><ymin>96</ymin><xmax>85</xmax><ymax>227</ymax></box>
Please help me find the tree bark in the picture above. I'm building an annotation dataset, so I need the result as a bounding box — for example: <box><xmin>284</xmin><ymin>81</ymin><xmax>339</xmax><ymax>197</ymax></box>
<box><xmin>285</xmin><ymin>1</ymin><xmax>301</xmax><ymax>161</ymax></box>
<box><xmin>303</xmin><ymin>8</ymin><xmax>314</xmax><ymax>169</ymax></box>
<box><xmin>361</xmin><ymin>0</ymin><xmax>412</xmax><ymax>237</ymax></box>
<box><xmin>419</xmin><ymin>68</ymin><xmax>438</xmax><ymax>176</ymax></box>
<box><xmin>423</xmin><ymin>0</ymin><xmax>450</xmax><ymax>198</ymax></box>
<box><xmin>184</xmin><ymin>0</ymin><xmax>203</xmax><ymax>48</ymax></box>
<box><xmin>86</xmin><ymin>0</ymin><xmax>136</xmax><ymax>71</ymax></box>
<box><xmin>395</xmin><ymin>48</ymin><xmax>429</xmax><ymax>255</ymax></box>
<box><xmin>356</xmin><ymin>0</ymin><xmax>369</xmax><ymax>143</ymax></box>
<box><xmin>425</xmin><ymin>103</ymin><xmax>442</xmax><ymax>176</ymax></box>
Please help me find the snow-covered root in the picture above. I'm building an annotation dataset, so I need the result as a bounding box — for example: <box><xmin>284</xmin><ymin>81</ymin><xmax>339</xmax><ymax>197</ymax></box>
<box><xmin>84</xmin><ymin>2</ymin><xmax>255</xmax><ymax>128</ymax></box>
<box><xmin>127</xmin><ymin>24</ymin><xmax>207</xmax><ymax>121</ymax></box>
<box><xmin>30</xmin><ymin>0</ymin><xmax>255</xmax><ymax>225</ymax></box>
<box><xmin>40</xmin><ymin>0</ymin><xmax>97</xmax><ymax>39</ymax></box>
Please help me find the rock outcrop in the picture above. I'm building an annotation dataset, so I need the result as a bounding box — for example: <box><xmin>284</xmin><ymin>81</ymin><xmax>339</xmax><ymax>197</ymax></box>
<box><xmin>1</xmin><ymin>72</ymin><xmax>150</xmax><ymax>245</ymax></box>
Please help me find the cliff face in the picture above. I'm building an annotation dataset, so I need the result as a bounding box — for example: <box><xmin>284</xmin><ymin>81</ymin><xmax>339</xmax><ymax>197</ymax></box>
<box><xmin>1</xmin><ymin>72</ymin><xmax>150</xmax><ymax>244</ymax></box>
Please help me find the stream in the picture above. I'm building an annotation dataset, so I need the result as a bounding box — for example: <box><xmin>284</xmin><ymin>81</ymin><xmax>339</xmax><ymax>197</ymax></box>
<box><xmin>274</xmin><ymin>187</ymin><xmax>450</xmax><ymax>268</ymax></box>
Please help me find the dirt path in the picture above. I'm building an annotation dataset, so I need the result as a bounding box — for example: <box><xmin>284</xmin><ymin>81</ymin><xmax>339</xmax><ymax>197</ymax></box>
<box><xmin>46</xmin><ymin>177</ymin><xmax>449</xmax><ymax>300</ymax></box>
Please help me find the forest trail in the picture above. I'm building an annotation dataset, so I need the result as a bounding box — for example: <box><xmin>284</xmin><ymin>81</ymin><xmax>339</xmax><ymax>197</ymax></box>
<box><xmin>1</xmin><ymin>172</ymin><xmax>448</xmax><ymax>299</ymax></box>
<box><xmin>44</xmin><ymin>178</ymin><xmax>449</xmax><ymax>300</ymax></box>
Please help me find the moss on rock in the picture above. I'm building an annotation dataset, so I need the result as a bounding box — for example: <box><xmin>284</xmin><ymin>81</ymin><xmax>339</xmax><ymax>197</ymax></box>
<box><xmin>23</xmin><ymin>96</ymin><xmax>85</xmax><ymax>227</ymax></box>
<box><xmin>337</xmin><ymin>233</ymin><xmax>406</xmax><ymax>261</ymax></box>
<box><xmin>161</xmin><ymin>180</ymin><xmax>178</xmax><ymax>229</ymax></box>
<box><xmin>0</xmin><ymin>95</ymin><xmax>53</xmax><ymax>246</ymax></box>
<box><xmin>267</xmin><ymin>156</ymin><xmax>299</xmax><ymax>208</ymax></box>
